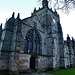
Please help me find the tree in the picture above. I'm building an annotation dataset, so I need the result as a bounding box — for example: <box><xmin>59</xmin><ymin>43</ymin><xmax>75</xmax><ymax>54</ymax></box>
<box><xmin>38</xmin><ymin>0</ymin><xmax>75</xmax><ymax>13</ymax></box>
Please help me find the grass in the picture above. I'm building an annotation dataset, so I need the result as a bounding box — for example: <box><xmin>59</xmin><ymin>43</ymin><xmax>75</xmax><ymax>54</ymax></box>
<box><xmin>47</xmin><ymin>68</ymin><xmax>75</xmax><ymax>75</ymax></box>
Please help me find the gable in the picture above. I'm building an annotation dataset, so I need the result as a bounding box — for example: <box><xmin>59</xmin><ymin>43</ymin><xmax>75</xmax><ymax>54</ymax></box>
<box><xmin>21</xmin><ymin>7</ymin><xmax>59</xmax><ymax>32</ymax></box>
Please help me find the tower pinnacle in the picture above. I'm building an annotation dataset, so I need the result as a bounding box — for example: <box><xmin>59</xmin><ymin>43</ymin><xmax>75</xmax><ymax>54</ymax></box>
<box><xmin>42</xmin><ymin>0</ymin><xmax>48</xmax><ymax>8</ymax></box>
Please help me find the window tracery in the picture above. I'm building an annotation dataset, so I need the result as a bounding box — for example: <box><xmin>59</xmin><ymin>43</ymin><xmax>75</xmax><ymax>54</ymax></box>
<box><xmin>24</xmin><ymin>30</ymin><xmax>41</xmax><ymax>54</ymax></box>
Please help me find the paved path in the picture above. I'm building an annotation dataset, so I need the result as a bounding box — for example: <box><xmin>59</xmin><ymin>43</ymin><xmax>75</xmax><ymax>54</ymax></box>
<box><xmin>20</xmin><ymin>72</ymin><xmax>53</xmax><ymax>75</ymax></box>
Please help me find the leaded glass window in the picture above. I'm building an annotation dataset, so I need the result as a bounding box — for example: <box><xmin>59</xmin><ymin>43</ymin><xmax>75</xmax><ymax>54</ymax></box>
<box><xmin>24</xmin><ymin>30</ymin><xmax>41</xmax><ymax>54</ymax></box>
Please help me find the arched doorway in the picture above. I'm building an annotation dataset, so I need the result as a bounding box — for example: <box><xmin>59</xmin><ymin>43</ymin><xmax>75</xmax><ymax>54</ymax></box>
<box><xmin>30</xmin><ymin>57</ymin><xmax>35</xmax><ymax>69</ymax></box>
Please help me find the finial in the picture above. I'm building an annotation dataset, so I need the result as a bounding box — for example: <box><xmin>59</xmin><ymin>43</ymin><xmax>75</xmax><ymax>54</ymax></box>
<box><xmin>39</xmin><ymin>7</ymin><xmax>40</xmax><ymax>10</ymax></box>
<box><xmin>55</xmin><ymin>10</ymin><xmax>57</xmax><ymax>12</ymax></box>
<box><xmin>72</xmin><ymin>37</ymin><xmax>74</xmax><ymax>40</ymax></box>
<box><xmin>12</xmin><ymin>12</ymin><xmax>15</xmax><ymax>18</ymax></box>
<box><xmin>34</xmin><ymin>8</ymin><xmax>36</xmax><ymax>13</ymax></box>
<box><xmin>17</xmin><ymin>13</ymin><xmax>21</xmax><ymax>24</ymax></box>
<box><xmin>17</xmin><ymin>13</ymin><xmax>20</xmax><ymax>19</ymax></box>
<box><xmin>67</xmin><ymin>34</ymin><xmax>69</xmax><ymax>37</ymax></box>
<box><xmin>5</xmin><ymin>18</ymin><xmax>8</xmax><ymax>25</ymax></box>
<box><xmin>0</xmin><ymin>23</ymin><xmax>2</xmax><ymax>28</ymax></box>
<box><xmin>42</xmin><ymin>0</ymin><xmax>48</xmax><ymax>8</ymax></box>
<box><xmin>67</xmin><ymin>34</ymin><xmax>70</xmax><ymax>41</ymax></box>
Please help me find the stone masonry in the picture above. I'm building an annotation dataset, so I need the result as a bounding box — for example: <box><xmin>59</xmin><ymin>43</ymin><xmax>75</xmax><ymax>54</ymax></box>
<box><xmin>0</xmin><ymin>0</ymin><xmax>75</xmax><ymax>72</ymax></box>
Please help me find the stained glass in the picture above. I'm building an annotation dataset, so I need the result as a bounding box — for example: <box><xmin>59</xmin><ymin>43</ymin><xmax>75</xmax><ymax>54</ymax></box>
<box><xmin>24</xmin><ymin>30</ymin><xmax>41</xmax><ymax>54</ymax></box>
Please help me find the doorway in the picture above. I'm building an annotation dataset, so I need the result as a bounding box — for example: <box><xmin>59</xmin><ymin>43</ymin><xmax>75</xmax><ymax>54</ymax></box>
<box><xmin>30</xmin><ymin>57</ymin><xmax>35</xmax><ymax>69</ymax></box>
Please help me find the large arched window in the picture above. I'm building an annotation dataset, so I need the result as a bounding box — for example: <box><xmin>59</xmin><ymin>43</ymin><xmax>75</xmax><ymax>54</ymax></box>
<box><xmin>24</xmin><ymin>30</ymin><xmax>41</xmax><ymax>54</ymax></box>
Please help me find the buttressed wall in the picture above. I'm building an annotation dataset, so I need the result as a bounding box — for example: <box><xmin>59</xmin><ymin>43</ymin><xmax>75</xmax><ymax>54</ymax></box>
<box><xmin>0</xmin><ymin>0</ymin><xmax>74</xmax><ymax>72</ymax></box>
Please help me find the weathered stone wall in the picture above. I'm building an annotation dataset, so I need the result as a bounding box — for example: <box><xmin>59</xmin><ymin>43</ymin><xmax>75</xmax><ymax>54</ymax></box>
<box><xmin>19</xmin><ymin>54</ymin><xmax>30</xmax><ymax>70</ymax></box>
<box><xmin>0</xmin><ymin>60</ymin><xmax>8</xmax><ymax>70</ymax></box>
<box><xmin>64</xmin><ymin>45</ymin><xmax>70</xmax><ymax>69</ymax></box>
<box><xmin>74</xmin><ymin>57</ymin><xmax>75</xmax><ymax>67</ymax></box>
<box><xmin>9</xmin><ymin>60</ymin><xmax>19</xmax><ymax>71</ymax></box>
<box><xmin>20</xmin><ymin>7</ymin><xmax>61</xmax><ymax>70</ymax></box>
<box><xmin>69</xmin><ymin>48</ymin><xmax>74</xmax><ymax>67</ymax></box>
<box><xmin>37</xmin><ymin>56</ymin><xmax>50</xmax><ymax>69</ymax></box>
<box><xmin>0</xmin><ymin>3</ymin><xmax>68</xmax><ymax>71</ymax></box>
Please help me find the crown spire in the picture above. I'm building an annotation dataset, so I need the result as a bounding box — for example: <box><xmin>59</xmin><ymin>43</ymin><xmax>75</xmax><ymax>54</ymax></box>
<box><xmin>42</xmin><ymin>0</ymin><xmax>48</xmax><ymax>8</ymax></box>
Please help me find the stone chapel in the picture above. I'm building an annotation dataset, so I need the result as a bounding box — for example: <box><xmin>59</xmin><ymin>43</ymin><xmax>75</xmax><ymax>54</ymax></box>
<box><xmin>0</xmin><ymin>0</ymin><xmax>75</xmax><ymax>72</ymax></box>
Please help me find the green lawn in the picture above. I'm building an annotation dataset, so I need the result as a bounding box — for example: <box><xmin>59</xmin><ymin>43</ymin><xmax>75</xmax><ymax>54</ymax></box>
<box><xmin>47</xmin><ymin>68</ymin><xmax>75</xmax><ymax>75</ymax></box>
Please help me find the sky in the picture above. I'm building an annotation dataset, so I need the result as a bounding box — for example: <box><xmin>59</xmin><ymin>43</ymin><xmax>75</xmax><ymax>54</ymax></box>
<box><xmin>0</xmin><ymin>0</ymin><xmax>75</xmax><ymax>40</ymax></box>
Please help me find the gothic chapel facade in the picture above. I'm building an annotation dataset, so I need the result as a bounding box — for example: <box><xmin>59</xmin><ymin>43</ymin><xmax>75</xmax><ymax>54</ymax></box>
<box><xmin>0</xmin><ymin>0</ymin><xmax>75</xmax><ymax>71</ymax></box>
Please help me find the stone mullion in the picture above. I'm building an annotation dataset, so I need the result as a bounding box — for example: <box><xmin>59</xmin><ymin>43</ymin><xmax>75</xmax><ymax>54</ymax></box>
<box><xmin>36</xmin><ymin>35</ymin><xmax>41</xmax><ymax>54</ymax></box>
<box><xmin>33</xmin><ymin>30</ymin><xmax>35</xmax><ymax>53</ymax></box>
<box><xmin>24</xmin><ymin>39</ymin><xmax>28</xmax><ymax>53</ymax></box>
<box><xmin>36</xmin><ymin>42</ymin><xmax>37</xmax><ymax>54</ymax></box>
<box><xmin>36</xmin><ymin>35</ymin><xmax>39</xmax><ymax>54</ymax></box>
<box><xmin>32</xmin><ymin>30</ymin><xmax>34</xmax><ymax>53</ymax></box>
<box><xmin>28</xmin><ymin>41</ymin><xmax>30</xmax><ymax>53</ymax></box>
<box><xmin>34</xmin><ymin>42</ymin><xmax>37</xmax><ymax>53</ymax></box>
<box><xmin>33</xmin><ymin>30</ymin><xmax>36</xmax><ymax>54</ymax></box>
<box><xmin>35</xmin><ymin>32</ymin><xmax>38</xmax><ymax>54</ymax></box>
<box><xmin>31</xmin><ymin>42</ymin><xmax>33</xmax><ymax>53</ymax></box>
<box><xmin>28</xmin><ymin>39</ymin><xmax>32</xmax><ymax>53</ymax></box>
<box><xmin>37</xmin><ymin>43</ymin><xmax>40</xmax><ymax>54</ymax></box>
<box><xmin>30</xmin><ymin>31</ymin><xmax>33</xmax><ymax>53</ymax></box>
<box><xmin>27</xmin><ymin>38</ymin><xmax>30</xmax><ymax>53</ymax></box>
